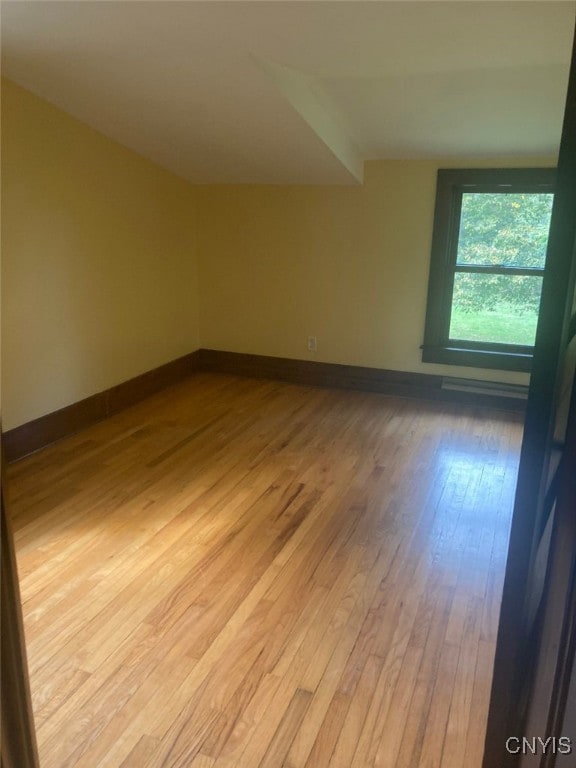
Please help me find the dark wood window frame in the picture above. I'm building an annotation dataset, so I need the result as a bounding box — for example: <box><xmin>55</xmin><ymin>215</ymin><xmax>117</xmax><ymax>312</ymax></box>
<box><xmin>422</xmin><ymin>167</ymin><xmax>556</xmax><ymax>373</ymax></box>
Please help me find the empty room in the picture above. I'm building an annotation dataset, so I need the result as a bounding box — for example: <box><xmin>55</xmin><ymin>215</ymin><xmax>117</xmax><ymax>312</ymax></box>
<box><xmin>2</xmin><ymin>3</ymin><xmax>576</xmax><ymax>768</ymax></box>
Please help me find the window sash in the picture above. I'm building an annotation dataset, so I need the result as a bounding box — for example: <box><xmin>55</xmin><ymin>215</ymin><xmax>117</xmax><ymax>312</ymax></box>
<box><xmin>454</xmin><ymin>265</ymin><xmax>545</xmax><ymax>277</ymax></box>
<box><xmin>422</xmin><ymin>167</ymin><xmax>556</xmax><ymax>372</ymax></box>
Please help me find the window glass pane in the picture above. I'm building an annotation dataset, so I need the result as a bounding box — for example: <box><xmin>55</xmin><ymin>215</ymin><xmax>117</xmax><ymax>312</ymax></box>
<box><xmin>449</xmin><ymin>273</ymin><xmax>543</xmax><ymax>345</ymax></box>
<box><xmin>456</xmin><ymin>193</ymin><xmax>553</xmax><ymax>268</ymax></box>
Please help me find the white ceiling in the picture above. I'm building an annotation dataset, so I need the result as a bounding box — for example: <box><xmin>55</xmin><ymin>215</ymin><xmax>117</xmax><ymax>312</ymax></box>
<box><xmin>2</xmin><ymin>1</ymin><xmax>575</xmax><ymax>185</ymax></box>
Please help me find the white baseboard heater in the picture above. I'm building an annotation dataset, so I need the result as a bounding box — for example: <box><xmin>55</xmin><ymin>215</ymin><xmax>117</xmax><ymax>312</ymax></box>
<box><xmin>441</xmin><ymin>377</ymin><xmax>529</xmax><ymax>400</ymax></box>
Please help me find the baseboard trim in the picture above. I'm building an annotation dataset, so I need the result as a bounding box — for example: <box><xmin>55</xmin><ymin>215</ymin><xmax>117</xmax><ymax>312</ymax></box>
<box><xmin>3</xmin><ymin>351</ymin><xmax>202</xmax><ymax>462</ymax></box>
<box><xmin>198</xmin><ymin>349</ymin><xmax>528</xmax><ymax>411</ymax></box>
<box><xmin>3</xmin><ymin>347</ymin><xmax>526</xmax><ymax>462</ymax></box>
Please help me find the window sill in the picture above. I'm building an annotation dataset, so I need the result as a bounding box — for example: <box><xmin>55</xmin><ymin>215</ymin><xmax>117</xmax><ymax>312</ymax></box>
<box><xmin>421</xmin><ymin>345</ymin><xmax>533</xmax><ymax>373</ymax></box>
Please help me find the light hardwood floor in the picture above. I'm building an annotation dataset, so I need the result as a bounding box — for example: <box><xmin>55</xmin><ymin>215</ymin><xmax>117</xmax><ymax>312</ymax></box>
<box><xmin>8</xmin><ymin>373</ymin><xmax>523</xmax><ymax>768</ymax></box>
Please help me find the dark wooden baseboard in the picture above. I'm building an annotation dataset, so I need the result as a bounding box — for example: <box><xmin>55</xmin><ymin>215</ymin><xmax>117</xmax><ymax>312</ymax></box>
<box><xmin>106</xmin><ymin>352</ymin><xmax>202</xmax><ymax>416</ymax></box>
<box><xmin>3</xmin><ymin>351</ymin><xmax>202</xmax><ymax>462</ymax></box>
<box><xmin>3</xmin><ymin>347</ymin><xmax>526</xmax><ymax>462</ymax></box>
<box><xmin>197</xmin><ymin>349</ymin><xmax>444</xmax><ymax>394</ymax></box>
<box><xmin>198</xmin><ymin>349</ymin><xmax>528</xmax><ymax>412</ymax></box>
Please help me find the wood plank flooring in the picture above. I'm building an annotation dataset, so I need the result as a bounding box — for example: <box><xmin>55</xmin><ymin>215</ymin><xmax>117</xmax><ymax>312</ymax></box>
<box><xmin>7</xmin><ymin>373</ymin><xmax>523</xmax><ymax>768</ymax></box>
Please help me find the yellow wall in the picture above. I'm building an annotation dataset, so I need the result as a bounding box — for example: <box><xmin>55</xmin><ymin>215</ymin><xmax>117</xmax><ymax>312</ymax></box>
<box><xmin>1</xmin><ymin>80</ymin><xmax>200</xmax><ymax>430</ymax></box>
<box><xmin>2</xmin><ymin>80</ymin><xmax>555</xmax><ymax>431</ymax></box>
<box><xmin>197</xmin><ymin>158</ymin><xmax>554</xmax><ymax>386</ymax></box>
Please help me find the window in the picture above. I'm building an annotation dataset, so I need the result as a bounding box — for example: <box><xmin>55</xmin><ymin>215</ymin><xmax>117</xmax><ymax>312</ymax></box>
<box><xmin>422</xmin><ymin>168</ymin><xmax>555</xmax><ymax>372</ymax></box>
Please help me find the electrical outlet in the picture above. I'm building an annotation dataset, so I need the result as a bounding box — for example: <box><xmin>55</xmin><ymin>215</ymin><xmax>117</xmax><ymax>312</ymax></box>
<box><xmin>307</xmin><ymin>336</ymin><xmax>317</xmax><ymax>352</ymax></box>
